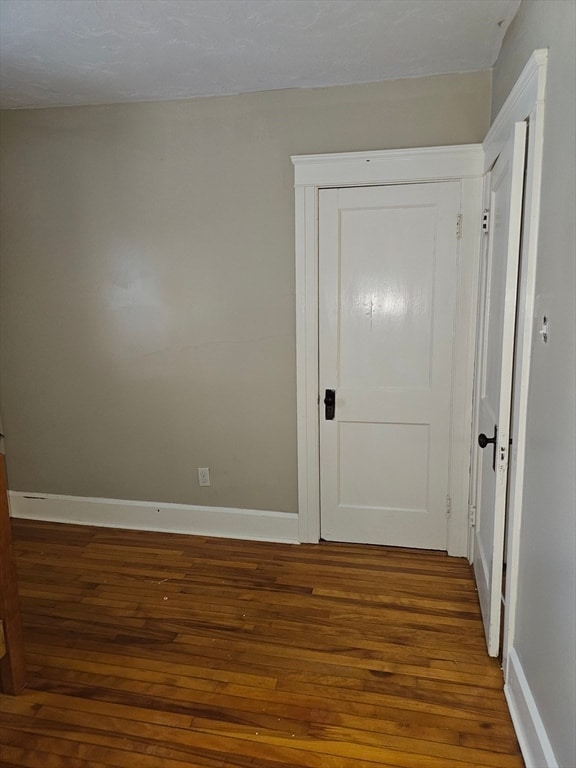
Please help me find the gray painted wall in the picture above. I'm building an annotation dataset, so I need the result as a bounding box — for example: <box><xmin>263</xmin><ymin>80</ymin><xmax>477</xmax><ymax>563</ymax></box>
<box><xmin>0</xmin><ymin>72</ymin><xmax>490</xmax><ymax>512</ymax></box>
<box><xmin>492</xmin><ymin>2</ymin><xmax>576</xmax><ymax>766</ymax></box>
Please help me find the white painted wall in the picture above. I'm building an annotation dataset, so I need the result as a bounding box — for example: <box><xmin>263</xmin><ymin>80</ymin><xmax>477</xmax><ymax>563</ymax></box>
<box><xmin>492</xmin><ymin>3</ymin><xmax>576</xmax><ymax>766</ymax></box>
<box><xmin>0</xmin><ymin>72</ymin><xmax>490</xmax><ymax>515</ymax></box>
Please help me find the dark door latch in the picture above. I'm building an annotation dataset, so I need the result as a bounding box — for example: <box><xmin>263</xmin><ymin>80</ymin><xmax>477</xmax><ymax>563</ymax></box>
<box><xmin>324</xmin><ymin>389</ymin><xmax>335</xmax><ymax>420</ymax></box>
<box><xmin>478</xmin><ymin>425</ymin><xmax>498</xmax><ymax>471</ymax></box>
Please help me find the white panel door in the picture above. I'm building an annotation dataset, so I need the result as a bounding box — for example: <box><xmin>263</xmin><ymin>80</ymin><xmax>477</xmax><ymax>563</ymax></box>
<box><xmin>473</xmin><ymin>121</ymin><xmax>527</xmax><ymax>657</ymax></box>
<box><xmin>319</xmin><ymin>182</ymin><xmax>461</xmax><ymax>549</ymax></box>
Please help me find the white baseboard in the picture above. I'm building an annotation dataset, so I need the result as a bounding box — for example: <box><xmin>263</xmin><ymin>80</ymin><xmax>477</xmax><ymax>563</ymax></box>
<box><xmin>505</xmin><ymin>647</ymin><xmax>559</xmax><ymax>768</ymax></box>
<box><xmin>8</xmin><ymin>491</ymin><xmax>299</xmax><ymax>544</ymax></box>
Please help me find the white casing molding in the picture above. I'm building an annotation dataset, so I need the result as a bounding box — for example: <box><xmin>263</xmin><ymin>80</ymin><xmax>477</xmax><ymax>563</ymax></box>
<box><xmin>505</xmin><ymin>649</ymin><xmax>559</xmax><ymax>768</ymax></box>
<box><xmin>293</xmin><ymin>145</ymin><xmax>484</xmax><ymax>187</ymax></box>
<box><xmin>483</xmin><ymin>48</ymin><xmax>548</xmax><ymax>171</ymax></box>
<box><xmin>8</xmin><ymin>491</ymin><xmax>299</xmax><ymax>544</ymax></box>
<box><xmin>292</xmin><ymin>145</ymin><xmax>484</xmax><ymax>554</ymax></box>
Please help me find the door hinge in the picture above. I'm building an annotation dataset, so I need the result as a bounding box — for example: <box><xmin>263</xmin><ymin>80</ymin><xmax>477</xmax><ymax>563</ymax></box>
<box><xmin>446</xmin><ymin>494</ymin><xmax>452</xmax><ymax>518</ymax></box>
<box><xmin>482</xmin><ymin>209</ymin><xmax>490</xmax><ymax>233</ymax></box>
<box><xmin>456</xmin><ymin>214</ymin><xmax>463</xmax><ymax>240</ymax></box>
<box><xmin>469</xmin><ymin>504</ymin><xmax>477</xmax><ymax>528</ymax></box>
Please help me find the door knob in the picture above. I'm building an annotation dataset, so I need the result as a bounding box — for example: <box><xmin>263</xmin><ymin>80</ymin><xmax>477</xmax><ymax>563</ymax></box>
<box><xmin>324</xmin><ymin>389</ymin><xmax>335</xmax><ymax>420</ymax></box>
<box><xmin>478</xmin><ymin>425</ymin><xmax>497</xmax><ymax>471</ymax></box>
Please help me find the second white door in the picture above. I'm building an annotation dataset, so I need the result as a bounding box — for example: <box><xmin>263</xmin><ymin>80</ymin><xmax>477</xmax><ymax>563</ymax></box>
<box><xmin>473</xmin><ymin>121</ymin><xmax>527</xmax><ymax>656</ymax></box>
<box><xmin>319</xmin><ymin>182</ymin><xmax>461</xmax><ymax>549</ymax></box>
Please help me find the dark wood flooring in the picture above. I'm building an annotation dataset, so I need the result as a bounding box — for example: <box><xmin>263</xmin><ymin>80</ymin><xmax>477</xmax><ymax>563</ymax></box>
<box><xmin>0</xmin><ymin>519</ymin><xmax>523</xmax><ymax>767</ymax></box>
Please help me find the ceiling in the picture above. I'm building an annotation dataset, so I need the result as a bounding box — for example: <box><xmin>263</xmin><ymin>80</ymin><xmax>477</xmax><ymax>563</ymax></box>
<box><xmin>0</xmin><ymin>0</ymin><xmax>521</xmax><ymax>110</ymax></box>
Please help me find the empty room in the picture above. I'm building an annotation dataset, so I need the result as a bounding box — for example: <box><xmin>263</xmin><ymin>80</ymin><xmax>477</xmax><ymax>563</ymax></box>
<box><xmin>0</xmin><ymin>1</ymin><xmax>574</xmax><ymax>767</ymax></box>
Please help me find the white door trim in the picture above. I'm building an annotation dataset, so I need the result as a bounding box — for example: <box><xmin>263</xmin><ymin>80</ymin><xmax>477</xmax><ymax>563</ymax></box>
<box><xmin>483</xmin><ymin>49</ymin><xmax>548</xmax><ymax>172</ymax></box>
<box><xmin>480</xmin><ymin>50</ymin><xmax>548</xmax><ymax>682</ymax></box>
<box><xmin>292</xmin><ymin>145</ymin><xmax>483</xmax><ymax>554</ymax></box>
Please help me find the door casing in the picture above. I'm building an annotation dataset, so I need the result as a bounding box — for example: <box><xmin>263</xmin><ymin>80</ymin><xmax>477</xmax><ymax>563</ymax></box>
<box><xmin>292</xmin><ymin>145</ymin><xmax>484</xmax><ymax>556</ymax></box>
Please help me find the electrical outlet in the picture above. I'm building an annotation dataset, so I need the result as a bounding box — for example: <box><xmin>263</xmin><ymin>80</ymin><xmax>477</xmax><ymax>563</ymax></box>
<box><xmin>197</xmin><ymin>467</ymin><xmax>210</xmax><ymax>486</ymax></box>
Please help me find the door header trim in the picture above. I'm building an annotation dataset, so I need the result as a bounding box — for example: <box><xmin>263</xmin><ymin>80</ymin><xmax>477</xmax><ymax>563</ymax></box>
<box><xmin>292</xmin><ymin>144</ymin><xmax>483</xmax><ymax>188</ymax></box>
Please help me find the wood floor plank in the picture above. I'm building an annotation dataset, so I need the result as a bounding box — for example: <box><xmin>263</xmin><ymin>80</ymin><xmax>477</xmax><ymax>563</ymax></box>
<box><xmin>25</xmin><ymin>646</ymin><xmax>279</xmax><ymax>690</ymax></box>
<box><xmin>0</xmin><ymin>519</ymin><xmax>524</xmax><ymax>767</ymax></box>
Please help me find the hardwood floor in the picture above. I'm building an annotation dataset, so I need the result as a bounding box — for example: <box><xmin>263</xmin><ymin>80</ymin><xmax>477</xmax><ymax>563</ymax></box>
<box><xmin>0</xmin><ymin>520</ymin><xmax>523</xmax><ymax>767</ymax></box>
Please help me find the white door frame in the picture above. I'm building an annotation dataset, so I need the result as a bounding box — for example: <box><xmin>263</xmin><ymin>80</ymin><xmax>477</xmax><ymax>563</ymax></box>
<box><xmin>477</xmin><ymin>49</ymin><xmax>548</xmax><ymax>679</ymax></box>
<box><xmin>292</xmin><ymin>145</ymin><xmax>484</xmax><ymax>556</ymax></box>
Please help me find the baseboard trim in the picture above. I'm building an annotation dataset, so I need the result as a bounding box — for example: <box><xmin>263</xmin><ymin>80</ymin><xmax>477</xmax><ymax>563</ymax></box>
<box><xmin>505</xmin><ymin>647</ymin><xmax>559</xmax><ymax>768</ymax></box>
<box><xmin>8</xmin><ymin>491</ymin><xmax>299</xmax><ymax>544</ymax></box>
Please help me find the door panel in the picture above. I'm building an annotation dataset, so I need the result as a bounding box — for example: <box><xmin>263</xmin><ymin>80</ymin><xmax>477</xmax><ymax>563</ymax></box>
<box><xmin>338</xmin><ymin>206</ymin><xmax>436</xmax><ymax>390</ymax></box>
<box><xmin>339</xmin><ymin>422</ymin><xmax>429</xmax><ymax>510</ymax></box>
<box><xmin>473</xmin><ymin>121</ymin><xmax>527</xmax><ymax>656</ymax></box>
<box><xmin>319</xmin><ymin>182</ymin><xmax>461</xmax><ymax>549</ymax></box>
